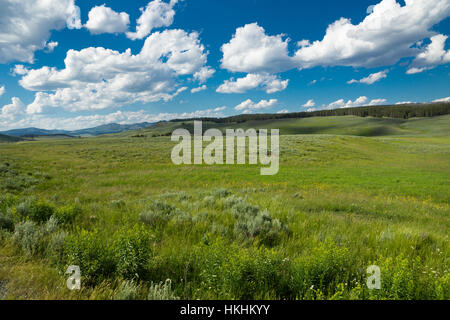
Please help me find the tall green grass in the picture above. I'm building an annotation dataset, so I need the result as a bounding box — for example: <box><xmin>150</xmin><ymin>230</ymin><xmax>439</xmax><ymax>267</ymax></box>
<box><xmin>0</xmin><ymin>117</ymin><xmax>448</xmax><ymax>300</ymax></box>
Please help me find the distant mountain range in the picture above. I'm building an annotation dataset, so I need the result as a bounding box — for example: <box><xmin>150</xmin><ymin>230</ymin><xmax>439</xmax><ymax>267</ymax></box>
<box><xmin>0</xmin><ymin>122</ymin><xmax>155</xmax><ymax>137</ymax></box>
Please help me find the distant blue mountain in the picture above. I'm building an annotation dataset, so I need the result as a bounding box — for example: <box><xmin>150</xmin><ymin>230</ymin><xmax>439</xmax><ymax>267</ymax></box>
<box><xmin>0</xmin><ymin>122</ymin><xmax>154</xmax><ymax>137</ymax></box>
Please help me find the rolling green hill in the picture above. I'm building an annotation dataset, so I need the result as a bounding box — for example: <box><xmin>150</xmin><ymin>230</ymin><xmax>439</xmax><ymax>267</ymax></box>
<box><xmin>0</xmin><ymin>134</ymin><xmax>24</xmax><ymax>143</ymax></box>
<box><xmin>125</xmin><ymin>114</ymin><xmax>450</xmax><ymax>138</ymax></box>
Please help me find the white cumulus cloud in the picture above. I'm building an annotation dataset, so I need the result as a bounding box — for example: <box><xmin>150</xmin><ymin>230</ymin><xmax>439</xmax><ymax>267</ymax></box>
<box><xmin>433</xmin><ymin>97</ymin><xmax>450</xmax><ymax>102</ymax></box>
<box><xmin>191</xmin><ymin>85</ymin><xmax>207</xmax><ymax>93</ymax></box>
<box><xmin>234</xmin><ymin>99</ymin><xmax>278</xmax><ymax>113</ymax></box>
<box><xmin>0</xmin><ymin>86</ymin><xmax>5</xmax><ymax>97</ymax></box>
<box><xmin>407</xmin><ymin>34</ymin><xmax>450</xmax><ymax>74</ymax></box>
<box><xmin>220</xmin><ymin>1</ymin><xmax>450</xmax><ymax>74</ymax></box>
<box><xmin>85</xmin><ymin>5</ymin><xmax>130</xmax><ymax>34</ymax></box>
<box><xmin>302</xmin><ymin>99</ymin><xmax>316</xmax><ymax>108</ymax></box>
<box><xmin>19</xmin><ymin>29</ymin><xmax>211</xmax><ymax>114</ymax></box>
<box><xmin>0</xmin><ymin>0</ymin><xmax>81</xmax><ymax>63</ymax></box>
<box><xmin>221</xmin><ymin>23</ymin><xmax>295</xmax><ymax>73</ymax></box>
<box><xmin>348</xmin><ymin>70</ymin><xmax>389</xmax><ymax>84</ymax></box>
<box><xmin>327</xmin><ymin>96</ymin><xmax>387</xmax><ymax>109</ymax></box>
<box><xmin>294</xmin><ymin>0</ymin><xmax>450</xmax><ymax>69</ymax></box>
<box><xmin>193</xmin><ymin>67</ymin><xmax>215</xmax><ymax>84</ymax></box>
<box><xmin>217</xmin><ymin>73</ymin><xmax>289</xmax><ymax>94</ymax></box>
<box><xmin>1</xmin><ymin>97</ymin><xmax>24</xmax><ymax>120</ymax></box>
<box><xmin>126</xmin><ymin>0</ymin><xmax>179</xmax><ymax>40</ymax></box>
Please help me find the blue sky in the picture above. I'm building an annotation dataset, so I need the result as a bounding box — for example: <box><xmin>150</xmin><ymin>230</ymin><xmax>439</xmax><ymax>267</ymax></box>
<box><xmin>0</xmin><ymin>0</ymin><xmax>449</xmax><ymax>130</ymax></box>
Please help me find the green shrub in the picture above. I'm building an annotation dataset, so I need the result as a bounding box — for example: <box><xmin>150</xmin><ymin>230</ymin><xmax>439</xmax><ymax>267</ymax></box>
<box><xmin>29</xmin><ymin>200</ymin><xmax>55</xmax><ymax>223</ymax></box>
<box><xmin>290</xmin><ymin>243</ymin><xmax>351</xmax><ymax>299</ymax></box>
<box><xmin>0</xmin><ymin>194</ymin><xmax>17</xmax><ymax>211</ymax></box>
<box><xmin>110</xmin><ymin>200</ymin><xmax>126</xmax><ymax>209</ymax></box>
<box><xmin>196</xmin><ymin>241</ymin><xmax>291</xmax><ymax>299</ymax></box>
<box><xmin>54</xmin><ymin>204</ymin><xmax>81</xmax><ymax>225</ymax></box>
<box><xmin>0</xmin><ymin>212</ymin><xmax>14</xmax><ymax>232</ymax></box>
<box><xmin>113</xmin><ymin>225</ymin><xmax>153</xmax><ymax>280</ymax></box>
<box><xmin>64</xmin><ymin>230</ymin><xmax>116</xmax><ymax>285</ymax></box>
<box><xmin>366</xmin><ymin>255</ymin><xmax>446</xmax><ymax>300</ymax></box>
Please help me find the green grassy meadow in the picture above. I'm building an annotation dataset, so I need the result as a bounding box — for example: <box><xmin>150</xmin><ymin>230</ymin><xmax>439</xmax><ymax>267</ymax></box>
<box><xmin>0</xmin><ymin>115</ymin><xmax>449</xmax><ymax>300</ymax></box>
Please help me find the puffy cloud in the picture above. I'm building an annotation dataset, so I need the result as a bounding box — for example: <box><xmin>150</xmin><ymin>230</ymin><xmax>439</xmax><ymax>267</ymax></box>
<box><xmin>217</xmin><ymin>73</ymin><xmax>289</xmax><ymax>94</ymax></box>
<box><xmin>220</xmin><ymin>1</ymin><xmax>450</xmax><ymax>74</ymax></box>
<box><xmin>348</xmin><ymin>70</ymin><xmax>388</xmax><ymax>84</ymax></box>
<box><xmin>277</xmin><ymin>109</ymin><xmax>289</xmax><ymax>114</ymax></box>
<box><xmin>302</xmin><ymin>99</ymin><xmax>315</xmax><ymax>108</ymax></box>
<box><xmin>407</xmin><ymin>34</ymin><xmax>450</xmax><ymax>74</ymax></box>
<box><xmin>126</xmin><ymin>0</ymin><xmax>178</xmax><ymax>40</ymax></box>
<box><xmin>193</xmin><ymin>67</ymin><xmax>215</xmax><ymax>83</ymax></box>
<box><xmin>234</xmin><ymin>99</ymin><xmax>278</xmax><ymax>113</ymax></box>
<box><xmin>191</xmin><ymin>85</ymin><xmax>207</xmax><ymax>93</ymax></box>
<box><xmin>0</xmin><ymin>0</ymin><xmax>81</xmax><ymax>63</ymax></box>
<box><xmin>294</xmin><ymin>0</ymin><xmax>450</xmax><ymax>69</ymax></box>
<box><xmin>19</xmin><ymin>29</ymin><xmax>211</xmax><ymax>113</ymax></box>
<box><xmin>0</xmin><ymin>86</ymin><xmax>4</xmax><ymax>97</ymax></box>
<box><xmin>12</xmin><ymin>65</ymin><xmax>29</xmax><ymax>76</ymax></box>
<box><xmin>326</xmin><ymin>96</ymin><xmax>387</xmax><ymax>109</ymax></box>
<box><xmin>85</xmin><ymin>5</ymin><xmax>130</xmax><ymax>34</ymax></box>
<box><xmin>433</xmin><ymin>97</ymin><xmax>450</xmax><ymax>102</ymax></box>
<box><xmin>396</xmin><ymin>101</ymin><xmax>415</xmax><ymax>104</ymax></box>
<box><xmin>221</xmin><ymin>23</ymin><xmax>295</xmax><ymax>73</ymax></box>
<box><xmin>45</xmin><ymin>41</ymin><xmax>59</xmax><ymax>53</ymax></box>
<box><xmin>1</xmin><ymin>97</ymin><xmax>24</xmax><ymax>120</ymax></box>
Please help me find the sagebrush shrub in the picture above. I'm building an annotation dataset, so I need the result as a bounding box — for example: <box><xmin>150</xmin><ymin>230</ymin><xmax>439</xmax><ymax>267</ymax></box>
<box><xmin>223</xmin><ymin>195</ymin><xmax>246</xmax><ymax>209</ymax></box>
<box><xmin>15</xmin><ymin>197</ymin><xmax>35</xmax><ymax>219</ymax></box>
<box><xmin>234</xmin><ymin>209</ymin><xmax>287</xmax><ymax>247</ymax></box>
<box><xmin>151</xmin><ymin>200</ymin><xmax>176</xmax><ymax>215</ymax></box>
<box><xmin>114</xmin><ymin>280</ymin><xmax>140</xmax><ymax>300</ymax></box>
<box><xmin>147</xmin><ymin>279</ymin><xmax>179</xmax><ymax>300</ymax></box>
<box><xmin>211</xmin><ymin>188</ymin><xmax>231</xmax><ymax>199</ymax></box>
<box><xmin>139</xmin><ymin>210</ymin><xmax>170</xmax><ymax>227</ymax></box>
<box><xmin>139</xmin><ymin>200</ymin><xmax>177</xmax><ymax>227</ymax></box>
<box><xmin>47</xmin><ymin>231</ymin><xmax>68</xmax><ymax>263</ymax></box>
<box><xmin>202</xmin><ymin>196</ymin><xmax>216</xmax><ymax>207</ymax></box>
<box><xmin>13</xmin><ymin>220</ymin><xmax>43</xmax><ymax>256</ymax></box>
<box><xmin>230</xmin><ymin>201</ymin><xmax>259</xmax><ymax>217</ymax></box>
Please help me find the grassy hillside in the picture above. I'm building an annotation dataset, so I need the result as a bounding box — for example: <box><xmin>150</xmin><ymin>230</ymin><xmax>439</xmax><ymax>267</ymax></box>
<box><xmin>0</xmin><ymin>134</ymin><xmax>24</xmax><ymax>143</ymax></box>
<box><xmin>127</xmin><ymin>114</ymin><xmax>450</xmax><ymax>138</ymax></box>
<box><xmin>0</xmin><ymin>115</ymin><xmax>448</xmax><ymax>300</ymax></box>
